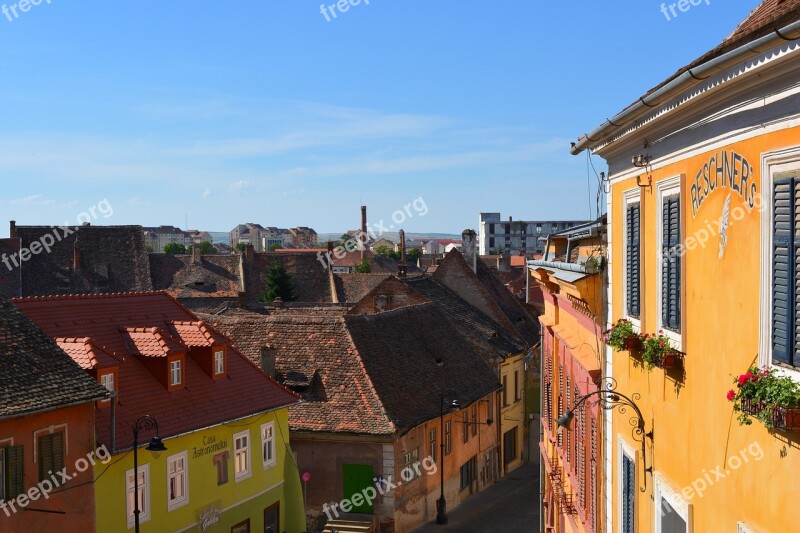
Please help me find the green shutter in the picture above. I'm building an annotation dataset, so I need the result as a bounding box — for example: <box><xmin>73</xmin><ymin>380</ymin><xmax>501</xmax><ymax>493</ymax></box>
<box><xmin>38</xmin><ymin>433</ymin><xmax>65</xmax><ymax>482</ymax></box>
<box><xmin>773</xmin><ymin>178</ymin><xmax>793</xmax><ymax>365</ymax></box>
<box><xmin>662</xmin><ymin>195</ymin><xmax>681</xmax><ymax>332</ymax></box>
<box><xmin>6</xmin><ymin>445</ymin><xmax>24</xmax><ymax>498</ymax></box>
<box><xmin>626</xmin><ymin>203</ymin><xmax>641</xmax><ymax>318</ymax></box>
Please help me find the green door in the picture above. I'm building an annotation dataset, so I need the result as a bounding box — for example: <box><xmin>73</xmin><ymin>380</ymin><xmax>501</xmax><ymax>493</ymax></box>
<box><xmin>342</xmin><ymin>464</ymin><xmax>374</xmax><ymax>514</ymax></box>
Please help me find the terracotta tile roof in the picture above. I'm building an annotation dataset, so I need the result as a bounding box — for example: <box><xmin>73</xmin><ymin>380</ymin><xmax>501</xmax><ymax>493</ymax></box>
<box><xmin>0</xmin><ymin>298</ymin><xmax>109</xmax><ymax>418</ymax></box>
<box><xmin>10</xmin><ymin>225</ymin><xmax>153</xmax><ymax>297</ymax></box>
<box><xmin>170</xmin><ymin>320</ymin><xmax>229</xmax><ymax>347</ymax></box>
<box><xmin>475</xmin><ymin>258</ymin><xmax>538</xmax><ymax>345</ymax></box>
<box><xmin>55</xmin><ymin>337</ymin><xmax>120</xmax><ymax>370</ymax></box>
<box><xmin>122</xmin><ymin>327</ymin><xmax>186</xmax><ymax>357</ymax></box>
<box><xmin>247</xmin><ymin>252</ymin><xmax>333</xmax><ymax>304</ymax></box>
<box><xmin>149</xmin><ymin>254</ymin><xmax>242</xmax><ymax>299</ymax></box>
<box><xmin>203</xmin><ymin>308</ymin><xmax>395</xmax><ymax>436</ymax></box>
<box><xmin>13</xmin><ymin>292</ymin><xmax>299</xmax><ymax>450</ymax></box>
<box><xmin>344</xmin><ymin>302</ymin><xmax>501</xmax><ymax>433</ymax></box>
<box><xmin>334</xmin><ymin>273</ymin><xmax>392</xmax><ymax>303</ymax></box>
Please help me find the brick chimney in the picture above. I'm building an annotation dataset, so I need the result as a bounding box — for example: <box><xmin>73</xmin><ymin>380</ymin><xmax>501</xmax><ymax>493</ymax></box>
<box><xmin>398</xmin><ymin>229</ymin><xmax>407</xmax><ymax>278</ymax></box>
<box><xmin>238</xmin><ymin>291</ymin><xmax>248</xmax><ymax>309</ymax></box>
<box><xmin>360</xmin><ymin>205</ymin><xmax>368</xmax><ymax>261</ymax></box>
<box><xmin>260</xmin><ymin>347</ymin><xmax>277</xmax><ymax>377</ymax></box>
<box><xmin>192</xmin><ymin>243</ymin><xmax>201</xmax><ymax>263</ymax></box>
<box><xmin>462</xmin><ymin>229</ymin><xmax>477</xmax><ymax>273</ymax></box>
<box><xmin>9</xmin><ymin>220</ymin><xmax>16</xmax><ymax>239</ymax></box>
<box><xmin>245</xmin><ymin>244</ymin><xmax>254</xmax><ymax>261</ymax></box>
<box><xmin>73</xmin><ymin>240</ymin><xmax>81</xmax><ymax>271</ymax></box>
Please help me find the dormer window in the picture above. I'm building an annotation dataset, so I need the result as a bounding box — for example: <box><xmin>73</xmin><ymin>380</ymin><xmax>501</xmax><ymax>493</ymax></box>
<box><xmin>170</xmin><ymin>360</ymin><xmax>182</xmax><ymax>386</ymax></box>
<box><xmin>214</xmin><ymin>350</ymin><xmax>225</xmax><ymax>375</ymax></box>
<box><xmin>101</xmin><ymin>372</ymin><xmax>115</xmax><ymax>393</ymax></box>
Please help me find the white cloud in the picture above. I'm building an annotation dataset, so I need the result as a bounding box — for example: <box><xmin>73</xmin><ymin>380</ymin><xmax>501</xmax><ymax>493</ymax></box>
<box><xmin>230</xmin><ymin>180</ymin><xmax>250</xmax><ymax>191</ymax></box>
<box><xmin>202</xmin><ymin>188</ymin><xmax>212</xmax><ymax>198</ymax></box>
<box><xmin>11</xmin><ymin>194</ymin><xmax>55</xmax><ymax>206</ymax></box>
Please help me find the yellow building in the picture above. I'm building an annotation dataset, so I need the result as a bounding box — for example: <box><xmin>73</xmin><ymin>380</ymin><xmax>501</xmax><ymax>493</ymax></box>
<box><xmin>529</xmin><ymin>219</ymin><xmax>606</xmax><ymax>533</ymax></box>
<box><xmin>500</xmin><ymin>352</ymin><xmax>526</xmax><ymax>474</ymax></box>
<box><xmin>571</xmin><ymin>3</ymin><xmax>800</xmax><ymax>531</ymax></box>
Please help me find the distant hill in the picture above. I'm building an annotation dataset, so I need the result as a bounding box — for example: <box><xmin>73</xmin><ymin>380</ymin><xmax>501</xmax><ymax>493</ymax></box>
<box><xmin>317</xmin><ymin>232</ymin><xmax>461</xmax><ymax>244</ymax></box>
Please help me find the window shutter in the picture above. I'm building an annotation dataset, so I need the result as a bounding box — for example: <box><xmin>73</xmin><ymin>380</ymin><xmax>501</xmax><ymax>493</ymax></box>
<box><xmin>662</xmin><ymin>195</ymin><xmax>681</xmax><ymax>331</ymax></box>
<box><xmin>626</xmin><ymin>203</ymin><xmax>641</xmax><ymax>318</ymax></box>
<box><xmin>39</xmin><ymin>434</ymin><xmax>53</xmax><ymax>481</ymax></box>
<box><xmin>52</xmin><ymin>432</ymin><xmax>65</xmax><ymax>474</ymax></box>
<box><xmin>622</xmin><ymin>455</ymin><xmax>635</xmax><ymax>533</ymax></box>
<box><xmin>773</xmin><ymin>178</ymin><xmax>793</xmax><ymax>365</ymax></box>
<box><xmin>6</xmin><ymin>445</ymin><xmax>24</xmax><ymax>498</ymax></box>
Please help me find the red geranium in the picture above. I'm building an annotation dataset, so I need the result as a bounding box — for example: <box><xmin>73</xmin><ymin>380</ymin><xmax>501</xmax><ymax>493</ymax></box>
<box><xmin>726</xmin><ymin>389</ymin><xmax>735</xmax><ymax>401</ymax></box>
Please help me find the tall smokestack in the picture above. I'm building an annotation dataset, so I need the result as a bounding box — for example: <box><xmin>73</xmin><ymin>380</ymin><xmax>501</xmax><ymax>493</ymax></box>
<box><xmin>9</xmin><ymin>221</ymin><xmax>16</xmax><ymax>239</ymax></box>
<box><xmin>73</xmin><ymin>240</ymin><xmax>81</xmax><ymax>271</ymax></box>
<box><xmin>462</xmin><ymin>229</ymin><xmax>477</xmax><ymax>273</ymax></box>
<box><xmin>360</xmin><ymin>205</ymin><xmax>368</xmax><ymax>261</ymax></box>
<box><xmin>398</xmin><ymin>229</ymin><xmax>407</xmax><ymax>278</ymax></box>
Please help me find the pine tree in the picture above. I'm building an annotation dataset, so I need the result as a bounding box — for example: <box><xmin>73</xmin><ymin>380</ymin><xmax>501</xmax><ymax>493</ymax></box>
<box><xmin>261</xmin><ymin>259</ymin><xmax>296</xmax><ymax>302</ymax></box>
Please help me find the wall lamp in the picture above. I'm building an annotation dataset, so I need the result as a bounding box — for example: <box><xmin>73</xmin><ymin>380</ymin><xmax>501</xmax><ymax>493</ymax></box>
<box><xmin>556</xmin><ymin>377</ymin><xmax>653</xmax><ymax>491</ymax></box>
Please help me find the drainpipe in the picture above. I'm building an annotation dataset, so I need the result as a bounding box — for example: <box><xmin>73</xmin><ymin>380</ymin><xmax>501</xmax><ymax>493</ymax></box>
<box><xmin>570</xmin><ymin>19</ymin><xmax>800</xmax><ymax>155</ymax></box>
<box><xmin>110</xmin><ymin>390</ymin><xmax>118</xmax><ymax>454</ymax></box>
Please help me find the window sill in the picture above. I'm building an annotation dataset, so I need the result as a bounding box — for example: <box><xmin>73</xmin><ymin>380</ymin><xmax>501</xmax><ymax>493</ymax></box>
<box><xmin>167</xmin><ymin>497</ymin><xmax>189</xmax><ymax>512</ymax></box>
<box><xmin>234</xmin><ymin>471</ymin><xmax>252</xmax><ymax>483</ymax></box>
<box><xmin>262</xmin><ymin>460</ymin><xmax>277</xmax><ymax>470</ymax></box>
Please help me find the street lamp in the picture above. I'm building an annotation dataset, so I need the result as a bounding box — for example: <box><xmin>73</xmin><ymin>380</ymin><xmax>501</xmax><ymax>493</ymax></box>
<box><xmin>437</xmin><ymin>394</ymin><xmax>460</xmax><ymax>525</ymax></box>
<box><xmin>556</xmin><ymin>378</ymin><xmax>653</xmax><ymax>491</ymax></box>
<box><xmin>132</xmin><ymin>415</ymin><xmax>167</xmax><ymax>533</ymax></box>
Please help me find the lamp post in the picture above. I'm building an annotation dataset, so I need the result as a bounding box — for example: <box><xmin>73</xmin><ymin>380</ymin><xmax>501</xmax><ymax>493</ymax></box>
<box><xmin>436</xmin><ymin>394</ymin><xmax>460</xmax><ymax>525</ymax></box>
<box><xmin>556</xmin><ymin>378</ymin><xmax>652</xmax><ymax>491</ymax></box>
<box><xmin>132</xmin><ymin>415</ymin><xmax>167</xmax><ymax>533</ymax></box>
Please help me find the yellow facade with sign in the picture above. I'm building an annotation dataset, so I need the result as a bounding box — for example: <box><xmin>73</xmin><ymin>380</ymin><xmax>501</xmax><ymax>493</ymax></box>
<box><xmin>94</xmin><ymin>408</ymin><xmax>305</xmax><ymax>532</ymax></box>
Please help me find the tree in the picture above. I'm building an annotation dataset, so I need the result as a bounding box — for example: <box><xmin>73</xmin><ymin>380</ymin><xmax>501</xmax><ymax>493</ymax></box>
<box><xmin>235</xmin><ymin>242</ymin><xmax>248</xmax><ymax>252</ymax></box>
<box><xmin>199</xmin><ymin>241</ymin><xmax>217</xmax><ymax>254</ymax></box>
<box><xmin>261</xmin><ymin>259</ymin><xmax>296</xmax><ymax>302</ymax></box>
<box><xmin>145</xmin><ymin>244</ymin><xmax>154</xmax><ymax>253</ymax></box>
<box><xmin>353</xmin><ymin>258</ymin><xmax>371</xmax><ymax>273</ymax></box>
<box><xmin>269</xmin><ymin>243</ymin><xmax>283</xmax><ymax>252</ymax></box>
<box><xmin>163</xmin><ymin>243</ymin><xmax>187</xmax><ymax>255</ymax></box>
<box><xmin>407</xmin><ymin>248</ymin><xmax>422</xmax><ymax>263</ymax></box>
<box><xmin>374</xmin><ymin>245</ymin><xmax>400</xmax><ymax>261</ymax></box>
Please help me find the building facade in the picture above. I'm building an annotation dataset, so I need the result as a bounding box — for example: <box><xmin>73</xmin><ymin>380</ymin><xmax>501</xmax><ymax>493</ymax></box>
<box><xmin>572</xmin><ymin>3</ymin><xmax>800</xmax><ymax>531</ymax></box>
<box><xmin>143</xmin><ymin>225</ymin><xmax>194</xmax><ymax>252</ymax></box>
<box><xmin>479</xmin><ymin>213</ymin><xmax>587</xmax><ymax>255</ymax></box>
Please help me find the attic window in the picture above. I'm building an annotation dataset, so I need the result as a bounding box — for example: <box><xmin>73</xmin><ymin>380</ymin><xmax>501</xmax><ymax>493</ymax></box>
<box><xmin>194</xmin><ymin>281</ymin><xmax>206</xmax><ymax>286</ymax></box>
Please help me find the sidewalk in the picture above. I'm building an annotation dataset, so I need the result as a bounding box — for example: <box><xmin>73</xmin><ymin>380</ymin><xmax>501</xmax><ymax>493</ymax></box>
<box><xmin>412</xmin><ymin>464</ymin><xmax>539</xmax><ymax>533</ymax></box>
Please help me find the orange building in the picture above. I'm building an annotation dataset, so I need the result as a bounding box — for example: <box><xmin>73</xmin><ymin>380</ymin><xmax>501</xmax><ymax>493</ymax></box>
<box><xmin>571</xmin><ymin>2</ymin><xmax>800</xmax><ymax>531</ymax></box>
<box><xmin>529</xmin><ymin>218</ymin><xmax>607</xmax><ymax>533</ymax></box>
<box><xmin>0</xmin><ymin>298</ymin><xmax>109</xmax><ymax>532</ymax></box>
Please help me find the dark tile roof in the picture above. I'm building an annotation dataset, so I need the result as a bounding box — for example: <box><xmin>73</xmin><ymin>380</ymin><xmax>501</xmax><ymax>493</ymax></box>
<box><xmin>150</xmin><ymin>253</ymin><xmax>242</xmax><ymax>298</ymax></box>
<box><xmin>334</xmin><ymin>273</ymin><xmax>392</xmax><ymax>303</ymax></box>
<box><xmin>402</xmin><ymin>276</ymin><xmax>526</xmax><ymax>358</ymax></box>
<box><xmin>0</xmin><ymin>239</ymin><xmax>21</xmax><ymax>298</ymax></box>
<box><xmin>9</xmin><ymin>225</ymin><xmax>153</xmax><ymax>297</ymax></box>
<box><xmin>202</xmin><ymin>308</ymin><xmax>395</xmax><ymax>436</ymax></box>
<box><xmin>246</xmin><ymin>252</ymin><xmax>332</xmax><ymax>304</ymax></box>
<box><xmin>345</xmin><ymin>302</ymin><xmax>501</xmax><ymax>434</ymax></box>
<box><xmin>13</xmin><ymin>292</ymin><xmax>299</xmax><ymax>450</ymax></box>
<box><xmin>0</xmin><ymin>298</ymin><xmax>108</xmax><ymax>418</ymax></box>
<box><xmin>475</xmin><ymin>258</ymin><xmax>538</xmax><ymax>345</ymax></box>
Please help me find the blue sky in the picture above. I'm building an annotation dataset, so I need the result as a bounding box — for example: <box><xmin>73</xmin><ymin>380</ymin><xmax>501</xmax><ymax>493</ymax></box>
<box><xmin>0</xmin><ymin>1</ymin><xmax>756</xmax><ymax>234</ymax></box>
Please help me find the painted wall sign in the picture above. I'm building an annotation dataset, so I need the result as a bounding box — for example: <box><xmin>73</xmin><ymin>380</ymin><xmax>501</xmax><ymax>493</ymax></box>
<box><xmin>192</xmin><ymin>435</ymin><xmax>228</xmax><ymax>459</ymax></box>
<box><xmin>199</xmin><ymin>508</ymin><xmax>220</xmax><ymax>532</ymax></box>
<box><xmin>690</xmin><ymin>150</ymin><xmax>758</xmax><ymax>217</ymax></box>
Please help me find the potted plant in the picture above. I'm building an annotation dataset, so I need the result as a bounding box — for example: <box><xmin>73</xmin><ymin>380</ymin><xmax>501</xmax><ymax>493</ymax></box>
<box><xmin>585</xmin><ymin>256</ymin><xmax>602</xmax><ymax>273</ymax></box>
<box><xmin>603</xmin><ymin>319</ymin><xmax>640</xmax><ymax>352</ymax></box>
<box><xmin>640</xmin><ymin>331</ymin><xmax>679</xmax><ymax>370</ymax></box>
<box><xmin>728</xmin><ymin>366</ymin><xmax>800</xmax><ymax>431</ymax></box>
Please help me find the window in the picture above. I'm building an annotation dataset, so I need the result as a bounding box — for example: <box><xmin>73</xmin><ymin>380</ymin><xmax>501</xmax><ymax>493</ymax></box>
<box><xmin>100</xmin><ymin>372</ymin><xmax>114</xmax><ymax>393</ymax></box>
<box><xmin>619</xmin><ymin>440</ymin><xmax>636</xmax><ymax>533</ymax></box>
<box><xmin>625</xmin><ymin>196</ymin><xmax>641</xmax><ymax>319</ymax></box>
<box><xmin>214</xmin><ymin>350</ymin><xmax>225</xmax><ymax>375</ymax></box>
<box><xmin>429</xmin><ymin>428</ymin><xmax>437</xmax><ymax>463</ymax></box>
<box><xmin>657</xmin><ymin>178</ymin><xmax>682</xmax><ymax>340</ymax></box>
<box><xmin>37</xmin><ymin>432</ymin><xmax>65</xmax><ymax>482</ymax></box>
<box><xmin>167</xmin><ymin>452</ymin><xmax>188</xmax><ymax>510</ymax></box>
<box><xmin>213</xmin><ymin>451</ymin><xmax>229</xmax><ymax>485</ymax></box>
<box><xmin>231</xmin><ymin>519</ymin><xmax>250</xmax><ymax>533</ymax></box>
<box><xmin>1</xmin><ymin>445</ymin><xmax>24</xmax><ymax>499</ymax></box>
<box><xmin>772</xmin><ymin>174</ymin><xmax>800</xmax><ymax>368</ymax></box>
<box><xmin>514</xmin><ymin>370</ymin><xmax>520</xmax><ymax>402</ymax></box>
<box><xmin>654</xmin><ymin>474</ymin><xmax>690</xmax><ymax>533</ymax></box>
<box><xmin>126</xmin><ymin>464</ymin><xmax>150</xmax><ymax>527</ymax></box>
<box><xmin>459</xmin><ymin>456</ymin><xmax>477</xmax><ymax>490</ymax></box>
<box><xmin>261</xmin><ymin>422</ymin><xmax>276</xmax><ymax>469</ymax></box>
<box><xmin>402</xmin><ymin>448</ymin><xmax>420</xmax><ymax>481</ymax></box>
<box><xmin>502</xmin><ymin>375</ymin><xmax>508</xmax><ymax>407</ymax></box>
<box><xmin>170</xmin><ymin>359</ymin><xmax>182</xmax><ymax>386</ymax></box>
<box><xmin>233</xmin><ymin>430</ymin><xmax>251</xmax><ymax>481</ymax></box>
<box><xmin>444</xmin><ymin>421</ymin><xmax>452</xmax><ymax>455</ymax></box>
<box><xmin>471</xmin><ymin>404</ymin><xmax>478</xmax><ymax>437</ymax></box>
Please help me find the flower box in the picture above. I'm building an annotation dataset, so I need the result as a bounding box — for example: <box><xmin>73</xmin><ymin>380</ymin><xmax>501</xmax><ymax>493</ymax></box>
<box><xmin>658</xmin><ymin>350</ymin><xmax>681</xmax><ymax>370</ymax></box>
<box><xmin>741</xmin><ymin>398</ymin><xmax>800</xmax><ymax>432</ymax></box>
<box><xmin>730</xmin><ymin>367</ymin><xmax>800</xmax><ymax>431</ymax></box>
<box><xmin>623</xmin><ymin>336</ymin><xmax>642</xmax><ymax>353</ymax></box>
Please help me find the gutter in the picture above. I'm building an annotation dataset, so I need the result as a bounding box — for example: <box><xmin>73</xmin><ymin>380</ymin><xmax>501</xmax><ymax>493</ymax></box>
<box><xmin>527</xmin><ymin>259</ymin><xmax>592</xmax><ymax>274</ymax></box>
<box><xmin>570</xmin><ymin>18</ymin><xmax>800</xmax><ymax>156</ymax></box>
<box><xmin>0</xmin><ymin>392</ymin><xmax>108</xmax><ymax>423</ymax></box>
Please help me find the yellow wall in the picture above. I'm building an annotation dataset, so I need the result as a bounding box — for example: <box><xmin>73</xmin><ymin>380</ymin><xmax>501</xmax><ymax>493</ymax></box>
<box><xmin>500</xmin><ymin>353</ymin><xmax>526</xmax><ymax>473</ymax></box>
<box><xmin>95</xmin><ymin>408</ymin><xmax>306</xmax><ymax>532</ymax></box>
<box><xmin>609</xmin><ymin>127</ymin><xmax>800</xmax><ymax>533</ymax></box>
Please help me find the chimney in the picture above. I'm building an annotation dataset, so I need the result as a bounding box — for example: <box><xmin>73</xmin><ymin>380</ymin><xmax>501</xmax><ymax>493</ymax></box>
<box><xmin>462</xmin><ymin>229</ymin><xmax>478</xmax><ymax>273</ymax></box>
<box><xmin>398</xmin><ymin>229</ymin><xmax>407</xmax><ymax>278</ymax></box>
<box><xmin>9</xmin><ymin>220</ymin><xmax>16</xmax><ymax>239</ymax></box>
<box><xmin>273</xmin><ymin>297</ymin><xmax>284</xmax><ymax>309</ymax></box>
<box><xmin>509</xmin><ymin>216</ymin><xmax>513</xmax><ymax>222</ymax></box>
<box><xmin>327</xmin><ymin>241</ymin><xmax>334</xmax><ymax>254</ymax></box>
<box><xmin>360</xmin><ymin>205</ymin><xmax>368</xmax><ymax>261</ymax></box>
<box><xmin>245</xmin><ymin>244</ymin><xmax>254</xmax><ymax>261</ymax></box>
<box><xmin>260</xmin><ymin>347</ymin><xmax>277</xmax><ymax>378</ymax></box>
<box><xmin>73</xmin><ymin>241</ymin><xmax>81</xmax><ymax>271</ymax></box>
<box><xmin>238</xmin><ymin>291</ymin><xmax>248</xmax><ymax>309</ymax></box>
<box><xmin>499</xmin><ymin>250</ymin><xmax>511</xmax><ymax>272</ymax></box>
<box><xmin>192</xmin><ymin>243</ymin><xmax>201</xmax><ymax>263</ymax></box>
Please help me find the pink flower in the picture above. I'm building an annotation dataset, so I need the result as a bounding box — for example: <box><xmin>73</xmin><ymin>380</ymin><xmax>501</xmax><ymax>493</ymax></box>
<box><xmin>738</xmin><ymin>373</ymin><xmax>753</xmax><ymax>386</ymax></box>
<box><xmin>727</xmin><ymin>390</ymin><xmax>736</xmax><ymax>401</ymax></box>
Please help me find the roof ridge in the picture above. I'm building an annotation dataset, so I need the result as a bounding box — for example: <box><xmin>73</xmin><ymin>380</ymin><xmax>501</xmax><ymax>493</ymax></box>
<box><xmin>13</xmin><ymin>290</ymin><xmax>173</xmax><ymax>302</ymax></box>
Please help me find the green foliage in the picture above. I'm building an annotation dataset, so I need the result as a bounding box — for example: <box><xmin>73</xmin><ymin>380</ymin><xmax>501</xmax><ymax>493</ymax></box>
<box><xmin>235</xmin><ymin>242</ymin><xmax>248</xmax><ymax>252</ymax></box>
<box><xmin>602</xmin><ymin>319</ymin><xmax>636</xmax><ymax>351</ymax></box>
<box><xmin>199</xmin><ymin>241</ymin><xmax>217</xmax><ymax>254</ymax></box>
<box><xmin>374</xmin><ymin>245</ymin><xmax>400</xmax><ymax>260</ymax></box>
<box><xmin>407</xmin><ymin>248</ymin><xmax>422</xmax><ymax>263</ymax></box>
<box><xmin>269</xmin><ymin>243</ymin><xmax>283</xmax><ymax>252</ymax></box>
<box><xmin>163</xmin><ymin>243</ymin><xmax>187</xmax><ymax>255</ymax></box>
<box><xmin>353</xmin><ymin>259</ymin><xmax>371</xmax><ymax>273</ymax></box>
<box><xmin>261</xmin><ymin>259</ymin><xmax>296</xmax><ymax>302</ymax></box>
<box><xmin>640</xmin><ymin>331</ymin><xmax>674</xmax><ymax>370</ymax></box>
<box><xmin>145</xmin><ymin>244</ymin><xmax>154</xmax><ymax>253</ymax></box>
<box><xmin>729</xmin><ymin>366</ymin><xmax>800</xmax><ymax>428</ymax></box>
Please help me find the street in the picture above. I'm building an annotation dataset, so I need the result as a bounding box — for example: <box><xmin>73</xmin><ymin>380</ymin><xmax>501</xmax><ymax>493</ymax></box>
<box><xmin>412</xmin><ymin>464</ymin><xmax>539</xmax><ymax>533</ymax></box>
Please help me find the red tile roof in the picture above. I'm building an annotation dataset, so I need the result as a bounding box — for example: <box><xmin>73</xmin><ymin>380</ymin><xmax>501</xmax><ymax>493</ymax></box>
<box><xmin>55</xmin><ymin>337</ymin><xmax>120</xmax><ymax>370</ymax></box>
<box><xmin>170</xmin><ymin>320</ymin><xmax>229</xmax><ymax>347</ymax></box>
<box><xmin>122</xmin><ymin>327</ymin><xmax>185</xmax><ymax>357</ymax></box>
<box><xmin>13</xmin><ymin>291</ymin><xmax>299</xmax><ymax>451</ymax></box>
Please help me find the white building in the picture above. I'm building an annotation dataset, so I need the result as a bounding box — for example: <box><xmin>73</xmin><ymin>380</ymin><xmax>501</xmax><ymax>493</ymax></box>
<box><xmin>478</xmin><ymin>213</ymin><xmax>587</xmax><ymax>255</ymax></box>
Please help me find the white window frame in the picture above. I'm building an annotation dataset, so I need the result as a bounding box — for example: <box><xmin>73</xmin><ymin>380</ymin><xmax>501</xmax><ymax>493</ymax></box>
<box><xmin>655</xmin><ymin>176</ymin><xmax>683</xmax><ymax>351</ymax></box>
<box><xmin>233</xmin><ymin>430</ymin><xmax>251</xmax><ymax>482</ymax></box>
<box><xmin>653</xmin><ymin>472</ymin><xmax>692</xmax><ymax>533</ymax></box>
<box><xmin>100</xmin><ymin>372</ymin><xmax>115</xmax><ymax>393</ymax></box>
<box><xmin>617</xmin><ymin>437</ymin><xmax>636</xmax><ymax>533</ymax></box>
<box><xmin>622</xmin><ymin>187</ymin><xmax>642</xmax><ymax>329</ymax></box>
<box><xmin>760</xmin><ymin>146</ymin><xmax>800</xmax><ymax>383</ymax></box>
<box><xmin>260</xmin><ymin>422</ymin><xmax>276</xmax><ymax>470</ymax></box>
<box><xmin>170</xmin><ymin>359</ymin><xmax>182</xmax><ymax>386</ymax></box>
<box><xmin>166</xmin><ymin>451</ymin><xmax>189</xmax><ymax>511</ymax></box>
<box><xmin>214</xmin><ymin>350</ymin><xmax>225</xmax><ymax>375</ymax></box>
<box><xmin>126</xmin><ymin>463</ymin><xmax>150</xmax><ymax>528</ymax></box>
